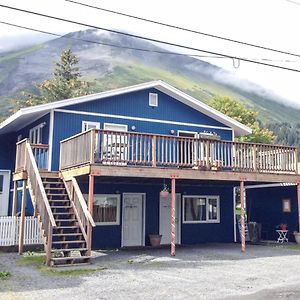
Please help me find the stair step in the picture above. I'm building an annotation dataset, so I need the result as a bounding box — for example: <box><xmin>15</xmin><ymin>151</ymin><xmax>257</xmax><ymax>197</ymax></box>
<box><xmin>45</xmin><ymin>187</ymin><xmax>66</xmax><ymax>190</ymax></box>
<box><xmin>43</xmin><ymin>181</ymin><xmax>63</xmax><ymax>184</ymax></box>
<box><xmin>51</xmin><ymin>205</ymin><xmax>72</xmax><ymax>209</ymax></box>
<box><xmin>54</xmin><ymin>226</ymin><xmax>79</xmax><ymax>230</ymax></box>
<box><xmin>51</xmin><ymin>247</ymin><xmax>87</xmax><ymax>252</ymax></box>
<box><xmin>53</xmin><ymin>212</ymin><xmax>74</xmax><ymax>215</ymax></box>
<box><xmin>47</xmin><ymin>193</ymin><xmax>68</xmax><ymax>196</ymax></box>
<box><xmin>49</xmin><ymin>199</ymin><xmax>70</xmax><ymax>203</ymax></box>
<box><xmin>53</xmin><ymin>233</ymin><xmax>83</xmax><ymax>237</ymax></box>
<box><xmin>51</xmin><ymin>262</ymin><xmax>90</xmax><ymax>268</ymax></box>
<box><xmin>52</xmin><ymin>240</ymin><xmax>86</xmax><ymax>244</ymax></box>
<box><xmin>51</xmin><ymin>256</ymin><xmax>91</xmax><ymax>262</ymax></box>
<box><xmin>55</xmin><ymin>219</ymin><xmax>77</xmax><ymax>222</ymax></box>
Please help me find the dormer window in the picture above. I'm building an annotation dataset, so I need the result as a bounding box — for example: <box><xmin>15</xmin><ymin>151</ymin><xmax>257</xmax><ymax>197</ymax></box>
<box><xmin>149</xmin><ymin>93</ymin><xmax>158</xmax><ymax>107</ymax></box>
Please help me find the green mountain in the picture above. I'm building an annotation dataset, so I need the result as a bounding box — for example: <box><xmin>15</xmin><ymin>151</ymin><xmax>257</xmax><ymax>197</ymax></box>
<box><xmin>0</xmin><ymin>29</ymin><xmax>299</xmax><ymax>125</ymax></box>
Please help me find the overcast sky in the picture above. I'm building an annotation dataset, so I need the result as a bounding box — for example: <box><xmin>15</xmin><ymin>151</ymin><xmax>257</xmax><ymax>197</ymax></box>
<box><xmin>1</xmin><ymin>0</ymin><xmax>300</xmax><ymax>108</ymax></box>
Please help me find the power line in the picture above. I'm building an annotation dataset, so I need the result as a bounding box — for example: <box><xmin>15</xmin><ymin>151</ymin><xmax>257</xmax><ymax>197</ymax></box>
<box><xmin>1</xmin><ymin>20</ymin><xmax>296</xmax><ymax>64</ymax></box>
<box><xmin>0</xmin><ymin>21</ymin><xmax>225</xmax><ymax>59</ymax></box>
<box><xmin>1</xmin><ymin>4</ymin><xmax>300</xmax><ymax>72</ymax></box>
<box><xmin>66</xmin><ymin>0</ymin><xmax>300</xmax><ymax>59</ymax></box>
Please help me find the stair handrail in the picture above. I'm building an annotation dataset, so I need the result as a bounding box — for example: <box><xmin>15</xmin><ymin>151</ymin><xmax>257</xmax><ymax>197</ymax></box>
<box><xmin>71</xmin><ymin>177</ymin><xmax>96</xmax><ymax>227</ymax></box>
<box><xmin>25</xmin><ymin>141</ymin><xmax>57</xmax><ymax>228</ymax></box>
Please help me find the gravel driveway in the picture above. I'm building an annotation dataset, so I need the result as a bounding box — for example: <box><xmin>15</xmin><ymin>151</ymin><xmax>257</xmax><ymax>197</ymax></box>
<box><xmin>1</xmin><ymin>243</ymin><xmax>300</xmax><ymax>300</ymax></box>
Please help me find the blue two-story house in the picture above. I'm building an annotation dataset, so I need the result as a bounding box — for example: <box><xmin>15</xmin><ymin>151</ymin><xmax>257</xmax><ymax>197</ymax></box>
<box><xmin>0</xmin><ymin>80</ymin><xmax>299</xmax><ymax>266</ymax></box>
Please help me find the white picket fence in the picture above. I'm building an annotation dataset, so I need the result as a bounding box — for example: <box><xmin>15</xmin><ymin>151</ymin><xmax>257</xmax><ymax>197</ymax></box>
<box><xmin>0</xmin><ymin>216</ymin><xmax>43</xmax><ymax>246</ymax></box>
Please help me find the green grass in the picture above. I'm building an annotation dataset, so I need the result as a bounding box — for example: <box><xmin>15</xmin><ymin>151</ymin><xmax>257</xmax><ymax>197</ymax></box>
<box><xmin>287</xmin><ymin>244</ymin><xmax>300</xmax><ymax>250</ymax></box>
<box><xmin>0</xmin><ymin>45</ymin><xmax>43</xmax><ymax>63</ymax></box>
<box><xmin>17</xmin><ymin>252</ymin><xmax>106</xmax><ymax>276</ymax></box>
<box><xmin>0</xmin><ymin>271</ymin><xmax>11</xmax><ymax>280</ymax></box>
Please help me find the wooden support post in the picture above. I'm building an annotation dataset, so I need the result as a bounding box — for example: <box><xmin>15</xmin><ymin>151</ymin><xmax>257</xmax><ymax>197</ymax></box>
<box><xmin>240</xmin><ymin>179</ymin><xmax>246</xmax><ymax>253</ymax></box>
<box><xmin>297</xmin><ymin>182</ymin><xmax>300</xmax><ymax>232</ymax></box>
<box><xmin>12</xmin><ymin>180</ymin><xmax>18</xmax><ymax>216</ymax></box>
<box><xmin>171</xmin><ymin>177</ymin><xmax>176</xmax><ymax>256</ymax></box>
<box><xmin>18</xmin><ymin>179</ymin><xmax>27</xmax><ymax>255</ymax></box>
<box><xmin>46</xmin><ymin>221</ymin><xmax>53</xmax><ymax>266</ymax></box>
<box><xmin>87</xmin><ymin>174</ymin><xmax>94</xmax><ymax>256</ymax></box>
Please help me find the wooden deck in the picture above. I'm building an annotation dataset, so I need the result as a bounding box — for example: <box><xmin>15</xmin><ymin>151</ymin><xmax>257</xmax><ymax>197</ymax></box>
<box><xmin>59</xmin><ymin>129</ymin><xmax>299</xmax><ymax>183</ymax></box>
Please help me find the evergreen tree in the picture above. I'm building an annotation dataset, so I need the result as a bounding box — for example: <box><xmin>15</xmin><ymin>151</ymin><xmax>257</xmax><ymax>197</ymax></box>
<box><xmin>14</xmin><ymin>48</ymin><xmax>91</xmax><ymax>110</ymax></box>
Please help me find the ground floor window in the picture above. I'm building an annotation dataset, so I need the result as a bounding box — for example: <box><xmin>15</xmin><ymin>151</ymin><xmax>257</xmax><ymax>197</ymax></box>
<box><xmin>183</xmin><ymin>195</ymin><xmax>220</xmax><ymax>223</ymax></box>
<box><xmin>92</xmin><ymin>194</ymin><xmax>120</xmax><ymax>225</ymax></box>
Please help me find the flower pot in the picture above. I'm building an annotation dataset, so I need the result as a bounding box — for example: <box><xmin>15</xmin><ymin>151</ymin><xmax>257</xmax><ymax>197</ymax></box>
<box><xmin>149</xmin><ymin>234</ymin><xmax>162</xmax><ymax>247</ymax></box>
<box><xmin>294</xmin><ymin>232</ymin><xmax>300</xmax><ymax>244</ymax></box>
<box><xmin>160</xmin><ymin>191</ymin><xmax>169</xmax><ymax>198</ymax></box>
<box><xmin>280</xmin><ymin>224</ymin><xmax>288</xmax><ymax>230</ymax></box>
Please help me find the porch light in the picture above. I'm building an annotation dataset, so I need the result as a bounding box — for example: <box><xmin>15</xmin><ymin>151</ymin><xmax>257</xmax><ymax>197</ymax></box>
<box><xmin>131</xmin><ymin>125</ymin><xmax>136</xmax><ymax>131</ymax></box>
<box><xmin>170</xmin><ymin>129</ymin><xmax>175</xmax><ymax>135</ymax></box>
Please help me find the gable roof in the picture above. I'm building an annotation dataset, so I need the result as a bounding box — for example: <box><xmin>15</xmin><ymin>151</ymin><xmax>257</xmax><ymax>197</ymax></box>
<box><xmin>0</xmin><ymin>80</ymin><xmax>252</xmax><ymax>136</ymax></box>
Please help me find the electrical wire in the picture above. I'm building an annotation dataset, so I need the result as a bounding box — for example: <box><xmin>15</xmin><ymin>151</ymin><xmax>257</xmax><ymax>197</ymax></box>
<box><xmin>1</xmin><ymin>20</ymin><xmax>296</xmax><ymax>64</ymax></box>
<box><xmin>66</xmin><ymin>0</ymin><xmax>300</xmax><ymax>59</ymax></box>
<box><xmin>1</xmin><ymin>4</ymin><xmax>300</xmax><ymax>72</ymax></box>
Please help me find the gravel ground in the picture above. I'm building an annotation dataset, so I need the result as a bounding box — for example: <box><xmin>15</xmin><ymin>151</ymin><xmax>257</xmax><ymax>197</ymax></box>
<box><xmin>1</xmin><ymin>243</ymin><xmax>300</xmax><ymax>300</ymax></box>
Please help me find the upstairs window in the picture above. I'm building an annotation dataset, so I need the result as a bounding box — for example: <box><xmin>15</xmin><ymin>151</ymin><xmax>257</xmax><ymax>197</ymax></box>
<box><xmin>82</xmin><ymin>121</ymin><xmax>100</xmax><ymax>132</ymax></box>
<box><xmin>29</xmin><ymin>123</ymin><xmax>45</xmax><ymax>144</ymax></box>
<box><xmin>149</xmin><ymin>93</ymin><xmax>158</xmax><ymax>107</ymax></box>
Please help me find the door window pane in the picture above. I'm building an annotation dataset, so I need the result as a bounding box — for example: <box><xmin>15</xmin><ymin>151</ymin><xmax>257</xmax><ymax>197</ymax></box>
<box><xmin>0</xmin><ymin>175</ymin><xmax>3</xmax><ymax>193</ymax></box>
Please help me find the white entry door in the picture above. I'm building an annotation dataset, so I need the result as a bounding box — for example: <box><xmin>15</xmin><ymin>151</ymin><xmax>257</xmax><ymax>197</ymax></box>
<box><xmin>122</xmin><ymin>193</ymin><xmax>145</xmax><ymax>247</ymax></box>
<box><xmin>0</xmin><ymin>170</ymin><xmax>10</xmax><ymax>216</ymax></box>
<box><xmin>159</xmin><ymin>194</ymin><xmax>181</xmax><ymax>245</ymax></box>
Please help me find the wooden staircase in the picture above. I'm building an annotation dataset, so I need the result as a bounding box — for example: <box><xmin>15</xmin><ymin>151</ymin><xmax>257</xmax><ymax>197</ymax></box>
<box><xmin>14</xmin><ymin>139</ymin><xmax>95</xmax><ymax>267</ymax></box>
<box><xmin>42</xmin><ymin>173</ymin><xmax>91</xmax><ymax>267</ymax></box>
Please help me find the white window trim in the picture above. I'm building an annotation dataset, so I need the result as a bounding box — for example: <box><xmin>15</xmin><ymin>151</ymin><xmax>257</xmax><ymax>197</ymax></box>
<box><xmin>177</xmin><ymin>130</ymin><xmax>198</xmax><ymax>137</ymax></box>
<box><xmin>149</xmin><ymin>92</ymin><xmax>158</xmax><ymax>107</ymax></box>
<box><xmin>183</xmin><ymin>195</ymin><xmax>220</xmax><ymax>224</ymax></box>
<box><xmin>85</xmin><ymin>194</ymin><xmax>121</xmax><ymax>226</ymax></box>
<box><xmin>103</xmin><ymin>123</ymin><xmax>128</xmax><ymax>132</ymax></box>
<box><xmin>81</xmin><ymin>121</ymin><xmax>100</xmax><ymax>132</ymax></box>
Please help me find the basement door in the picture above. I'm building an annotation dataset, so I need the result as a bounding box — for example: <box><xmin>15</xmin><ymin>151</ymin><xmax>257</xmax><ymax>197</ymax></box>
<box><xmin>159</xmin><ymin>194</ymin><xmax>181</xmax><ymax>245</ymax></box>
<box><xmin>0</xmin><ymin>170</ymin><xmax>10</xmax><ymax>216</ymax></box>
<box><xmin>122</xmin><ymin>193</ymin><xmax>145</xmax><ymax>247</ymax></box>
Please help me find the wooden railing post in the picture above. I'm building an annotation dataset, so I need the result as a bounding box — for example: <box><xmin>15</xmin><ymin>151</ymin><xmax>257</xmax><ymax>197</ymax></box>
<box><xmin>152</xmin><ymin>136</ymin><xmax>157</xmax><ymax>167</ymax></box>
<box><xmin>46</xmin><ymin>221</ymin><xmax>53</xmax><ymax>266</ymax></box>
<box><xmin>12</xmin><ymin>181</ymin><xmax>18</xmax><ymax>216</ymax></box>
<box><xmin>252</xmin><ymin>144</ymin><xmax>257</xmax><ymax>171</ymax></box>
<box><xmin>87</xmin><ymin>174</ymin><xmax>94</xmax><ymax>256</ymax></box>
<box><xmin>294</xmin><ymin>148</ymin><xmax>298</xmax><ymax>174</ymax></box>
<box><xmin>205</xmin><ymin>141</ymin><xmax>210</xmax><ymax>169</ymax></box>
<box><xmin>90</xmin><ymin>129</ymin><xmax>96</xmax><ymax>164</ymax></box>
<box><xmin>18</xmin><ymin>179</ymin><xmax>27</xmax><ymax>255</ymax></box>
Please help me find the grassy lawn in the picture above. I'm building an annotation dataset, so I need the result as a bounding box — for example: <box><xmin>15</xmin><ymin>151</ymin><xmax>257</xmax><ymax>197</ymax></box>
<box><xmin>17</xmin><ymin>252</ymin><xmax>106</xmax><ymax>276</ymax></box>
<box><xmin>0</xmin><ymin>271</ymin><xmax>11</xmax><ymax>280</ymax></box>
<box><xmin>288</xmin><ymin>244</ymin><xmax>300</xmax><ymax>250</ymax></box>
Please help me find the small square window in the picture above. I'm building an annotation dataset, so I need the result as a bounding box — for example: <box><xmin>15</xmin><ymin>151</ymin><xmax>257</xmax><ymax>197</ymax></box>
<box><xmin>82</xmin><ymin>121</ymin><xmax>100</xmax><ymax>132</ymax></box>
<box><xmin>149</xmin><ymin>93</ymin><xmax>158</xmax><ymax>107</ymax></box>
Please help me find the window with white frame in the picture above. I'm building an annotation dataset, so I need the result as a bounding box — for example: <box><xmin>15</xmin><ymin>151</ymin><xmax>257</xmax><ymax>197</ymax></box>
<box><xmin>82</xmin><ymin>121</ymin><xmax>100</xmax><ymax>132</ymax></box>
<box><xmin>183</xmin><ymin>195</ymin><xmax>220</xmax><ymax>223</ymax></box>
<box><xmin>90</xmin><ymin>194</ymin><xmax>120</xmax><ymax>225</ymax></box>
<box><xmin>149</xmin><ymin>93</ymin><xmax>158</xmax><ymax>107</ymax></box>
<box><xmin>29</xmin><ymin>123</ymin><xmax>45</xmax><ymax>144</ymax></box>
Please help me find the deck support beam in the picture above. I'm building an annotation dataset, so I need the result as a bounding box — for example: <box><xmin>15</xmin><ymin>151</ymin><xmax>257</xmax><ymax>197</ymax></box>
<box><xmin>240</xmin><ymin>179</ymin><xmax>246</xmax><ymax>253</ymax></box>
<box><xmin>87</xmin><ymin>174</ymin><xmax>94</xmax><ymax>256</ymax></box>
<box><xmin>12</xmin><ymin>180</ymin><xmax>18</xmax><ymax>216</ymax></box>
<box><xmin>18</xmin><ymin>179</ymin><xmax>27</xmax><ymax>255</ymax></box>
<box><xmin>297</xmin><ymin>182</ymin><xmax>300</xmax><ymax>232</ymax></box>
<box><xmin>171</xmin><ymin>176</ymin><xmax>176</xmax><ymax>256</ymax></box>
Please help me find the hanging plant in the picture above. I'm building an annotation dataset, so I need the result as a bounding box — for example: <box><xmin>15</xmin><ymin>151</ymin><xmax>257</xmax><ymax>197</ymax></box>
<box><xmin>160</xmin><ymin>184</ymin><xmax>169</xmax><ymax>198</ymax></box>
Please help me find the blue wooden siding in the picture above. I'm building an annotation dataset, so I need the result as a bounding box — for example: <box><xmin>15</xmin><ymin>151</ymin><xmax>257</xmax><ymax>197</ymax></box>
<box><xmin>52</xmin><ymin>111</ymin><xmax>232</xmax><ymax>170</ymax></box>
<box><xmin>0</xmin><ymin>133</ymin><xmax>16</xmax><ymax>170</ymax></box>
<box><xmin>77</xmin><ymin>181</ymin><xmax>234</xmax><ymax>249</ymax></box>
<box><xmin>64</xmin><ymin>88</ymin><xmax>230</xmax><ymax>128</ymax></box>
<box><xmin>247</xmin><ymin>186</ymin><xmax>297</xmax><ymax>241</ymax></box>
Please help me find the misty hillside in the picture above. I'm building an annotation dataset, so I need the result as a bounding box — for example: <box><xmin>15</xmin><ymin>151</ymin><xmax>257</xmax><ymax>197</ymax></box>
<box><xmin>0</xmin><ymin>28</ymin><xmax>299</xmax><ymax>125</ymax></box>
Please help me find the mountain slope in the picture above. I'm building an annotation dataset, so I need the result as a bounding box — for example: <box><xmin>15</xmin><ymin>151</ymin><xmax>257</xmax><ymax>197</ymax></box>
<box><xmin>0</xmin><ymin>29</ymin><xmax>299</xmax><ymax>124</ymax></box>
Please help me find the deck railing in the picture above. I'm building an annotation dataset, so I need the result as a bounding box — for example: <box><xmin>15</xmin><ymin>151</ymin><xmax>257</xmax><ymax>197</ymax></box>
<box><xmin>59</xmin><ymin>129</ymin><xmax>298</xmax><ymax>174</ymax></box>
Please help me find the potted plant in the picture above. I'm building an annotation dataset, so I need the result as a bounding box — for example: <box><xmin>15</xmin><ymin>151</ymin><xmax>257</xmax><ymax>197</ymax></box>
<box><xmin>160</xmin><ymin>184</ymin><xmax>169</xmax><ymax>198</ymax></box>
<box><xmin>294</xmin><ymin>231</ymin><xmax>300</xmax><ymax>244</ymax></box>
<box><xmin>279</xmin><ymin>223</ymin><xmax>288</xmax><ymax>231</ymax></box>
<box><xmin>149</xmin><ymin>234</ymin><xmax>162</xmax><ymax>247</ymax></box>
